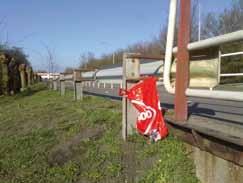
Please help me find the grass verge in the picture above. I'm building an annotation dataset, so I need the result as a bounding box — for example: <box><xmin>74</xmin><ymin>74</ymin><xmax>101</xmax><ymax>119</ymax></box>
<box><xmin>0</xmin><ymin>83</ymin><xmax>199</xmax><ymax>183</ymax></box>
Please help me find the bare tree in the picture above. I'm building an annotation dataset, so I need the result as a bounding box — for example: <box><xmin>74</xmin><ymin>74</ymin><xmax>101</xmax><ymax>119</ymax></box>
<box><xmin>201</xmin><ymin>13</ymin><xmax>221</xmax><ymax>39</ymax></box>
<box><xmin>218</xmin><ymin>1</ymin><xmax>243</xmax><ymax>34</ymax></box>
<box><xmin>41</xmin><ymin>43</ymin><xmax>59</xmax><ymax>78</ymax></box>
<box><xmin>190</xmin><ymin>0</ymin><xmax>200</xmax><ymax>41</ymax></box>
<box><xmin>201</xmin><ymin>0</ymin><xmax>243</xmax><ymax>39</ymax></box>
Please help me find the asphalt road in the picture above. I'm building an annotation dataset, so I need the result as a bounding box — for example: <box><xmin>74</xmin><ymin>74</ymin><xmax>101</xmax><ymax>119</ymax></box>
<box><xmin>83</xmin><ymin>85</ymin><xmax>243</xmax><ymax>126</ymax></box>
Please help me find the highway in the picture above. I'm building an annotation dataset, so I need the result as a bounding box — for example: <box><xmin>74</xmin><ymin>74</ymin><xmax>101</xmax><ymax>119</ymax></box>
<box><xmin>83</xmin><ymin>84</ymin><xmax>243</xmax><ymax>131</ymax></box>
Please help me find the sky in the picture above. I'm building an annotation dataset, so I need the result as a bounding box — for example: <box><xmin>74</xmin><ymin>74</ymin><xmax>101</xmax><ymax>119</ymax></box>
<box><xmin>0</xmin><ymin>0</ymin><xmax>233</xmax><ymax>71</ymax></box>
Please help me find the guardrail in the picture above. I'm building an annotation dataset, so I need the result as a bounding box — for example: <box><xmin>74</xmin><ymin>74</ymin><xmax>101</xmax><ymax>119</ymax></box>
<box><xmin>218</xmin><ymin>51</ymin><xmax>243</xmax><ymax>82</ymax></box>
<box><xmin>165</xmin><ymin>0</ymin><xmax>243</xmax><ymax>103</ymax></box>
<box><xmin>52</xmin><ymin>59</ymin><xmax>164</xmax><ymax>99</ymax></box>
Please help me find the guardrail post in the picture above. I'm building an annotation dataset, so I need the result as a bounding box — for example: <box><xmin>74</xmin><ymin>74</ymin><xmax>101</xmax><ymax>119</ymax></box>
<box><xmin>19</xmin><ymin>64</ymin><xmax>27</xmax><ymax>92</ymax></box>
<box><xmin>31</xmin><ymin>69</ymin><xmax>34</xmax><ymax>84</ymax></box>
<box><xmin>49</xmin><ymin>78</ymin><xmax>53</xmax><ymax>90</ymax></box>
<box><xmin>33</xmin><ymin>73</ymin><xmax>38</xmax><ymax>83</ymax></box>
<box><xmin>122</xmin><ymin>53</ymin><xmax>140</xmax><ymax>140</ymax></box>
<box><xmin>53</xmin><ymin>79</ymin><xmax>58</xmax><ymax>91</ymax></box>
<box><xmin>8</xmin><ymin>58</ymin><xmax>19</xmax><ymax>95</ymax></box>
<box><xmin>60</xmin><ymin>73</ymin><xmax>65</xmax><ymax>96</ymax></box>
<box><xmin>73</xmin><ymin>69</ymin><xmax>83</xmax><ymax>101</ymax></box>
<box><xmin>38</xmin><ymin>75</ymin><xmax>42</xmax><ymax>82</ymax></box>
<box><xmin>26</xmin><ymin>66</ymin><xmax>33</xmax><ymax>87</ymax></box>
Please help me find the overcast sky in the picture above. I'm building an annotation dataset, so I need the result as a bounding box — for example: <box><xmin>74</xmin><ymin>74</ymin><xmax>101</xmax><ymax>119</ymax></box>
<box><xmin>0</xmin><ymin>0</ymin><xmax>233</xmax><ymax>71</ymax></box>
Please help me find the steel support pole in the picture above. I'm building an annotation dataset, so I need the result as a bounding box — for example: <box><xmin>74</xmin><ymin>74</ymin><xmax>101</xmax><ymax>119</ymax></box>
<box><xmin>217</xmin><ymin>49</ymin><xmax>222</xmax><ymax>84</ymax></box>
<box><xmin>174</xmin><ymin>0</ymin><xmax>191</xmax><ymax>121</ymax></box>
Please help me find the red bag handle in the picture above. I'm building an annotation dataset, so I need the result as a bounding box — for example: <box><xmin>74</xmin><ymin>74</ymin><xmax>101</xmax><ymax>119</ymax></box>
<box><xmin>119</xmin><ymin>88</ymin><xmax>129</xmax><ymax>96</ymax></box>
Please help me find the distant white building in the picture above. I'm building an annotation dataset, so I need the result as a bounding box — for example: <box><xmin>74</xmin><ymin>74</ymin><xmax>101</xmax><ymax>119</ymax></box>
<box><xmin>37</xmin><ymin>72</ymin><xmax>60</xmax><ymax>80</ymax></box>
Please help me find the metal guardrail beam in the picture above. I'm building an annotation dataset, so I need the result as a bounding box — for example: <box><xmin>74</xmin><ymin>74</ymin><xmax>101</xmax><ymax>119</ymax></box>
<box><xmin>125</xmin><ymin>54</ymin><xmax>164</xmax><ymax>60</ymax></box>
<box><xmin>173</xmin><ymin>30</ymin><xmax>243</xmax><ymax>53</ymax></box>
<box><xmin>164</xmin><ymin>0</ymin><xmax>243</xmax><ymax>102</ymax></box>
<box><xmin>219</xmin><ymin>50</ymin><xmax>243</xmax><ymax>78</ymax></box>
<box><xmin>94</xmin><ymin>61</ymin><xmax>163</xmax><ymax>79</ymax></box>
<box><xmin>220</xmin><ymin>73</ymin><xmax>243</xmax><ymax>77</ymax></box>
<box><xmin>221</xmin><ymin>51</ymin><xmax>243</xmax><ymax>57</ymax></box>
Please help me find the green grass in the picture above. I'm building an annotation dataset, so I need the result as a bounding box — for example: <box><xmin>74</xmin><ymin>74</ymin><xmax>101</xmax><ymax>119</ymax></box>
<box><xmin>0</xmin><ymin>83</ymin><xmax>199</xmax><ymax>183</ymax></box>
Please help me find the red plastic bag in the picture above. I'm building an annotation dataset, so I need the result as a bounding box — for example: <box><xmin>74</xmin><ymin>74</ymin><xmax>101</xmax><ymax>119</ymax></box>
<box><xmin>120</xmin><ymin>76</ymin><xmax>168</xmax><ymax>141</ymax></box>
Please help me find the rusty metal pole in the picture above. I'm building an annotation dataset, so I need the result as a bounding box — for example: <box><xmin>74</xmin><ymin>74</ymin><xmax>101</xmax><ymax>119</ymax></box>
<box><xmin>174</xmin><ymin>0</ymin><xmax>191</xmax><ymax>121</ymax></box>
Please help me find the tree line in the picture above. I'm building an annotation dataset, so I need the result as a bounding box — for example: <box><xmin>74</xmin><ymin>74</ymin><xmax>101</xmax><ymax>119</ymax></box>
<box><xmin>0</xmin><ymin>44</ymin><xmax>34</xmax><ymax>95</ymax></box>
<box><xmin>76</xmin><ymin>0</ymin><xmax>243</xmax><ymax>83</ymax></box>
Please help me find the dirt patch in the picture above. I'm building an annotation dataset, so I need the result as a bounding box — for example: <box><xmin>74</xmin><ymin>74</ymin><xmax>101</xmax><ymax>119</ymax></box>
<box><xmin>48</xmin><ymin>127</ymin><xmax>104</xmax><ymax>166</ymax></box>
<box><xmin>122</xmin><ymin>141</ymin><xmax>138</xmax><ymax>183</ymax></box>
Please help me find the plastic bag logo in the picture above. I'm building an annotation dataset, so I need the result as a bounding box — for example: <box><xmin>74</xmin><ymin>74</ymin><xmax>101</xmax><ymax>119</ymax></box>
<box><xmin>131</xmin><ymin>100</ymin><xmax>156</xmax><ymax>135</ymax></box>
<box><xmin>138</xmin><ymin>110</ymin><xmax>153</xmax><ymax>121</ymax></box>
